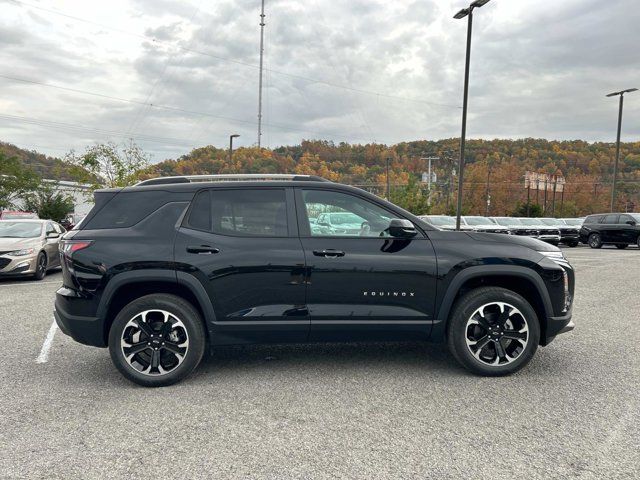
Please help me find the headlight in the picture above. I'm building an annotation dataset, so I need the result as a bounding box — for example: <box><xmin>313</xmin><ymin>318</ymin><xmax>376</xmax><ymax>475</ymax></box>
<box><xmin>6</xmin><ymin>248</ymin><xmax>35</xmax><ymax>256</ymax></box>
<box><xmin>540</xmin><ymin>250</ymin><xmax>570</xmax><ymax>267</ymax></box>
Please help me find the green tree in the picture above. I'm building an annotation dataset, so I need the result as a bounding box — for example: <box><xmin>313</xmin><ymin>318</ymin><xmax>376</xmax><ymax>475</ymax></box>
<box><xmin>512</xmin><ymin>202</ymin><xmax>543</xmax><ymax>217</ymax></box>
<box><xmin>64</xmin><ymin>140</ymin><xmax>151</xmax><ymax>192</ymax></box>
<box><xmin>23</xmin><ymin>184</ymin><xmax>75</xmax><ymax>222</ymax></box>
<box><xmin>0</xmin><ymin>152</ymin><xmax>40</xmax><ymax>210</ymax></box>
<box><xmin>390</xmin><ymin>176</ymin><xmax>431</xmax><ymax>215</ymax></box>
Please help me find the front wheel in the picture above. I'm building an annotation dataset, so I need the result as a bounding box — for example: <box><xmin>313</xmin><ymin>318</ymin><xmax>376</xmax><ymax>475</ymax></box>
<box><xmin>568</xmin><ymin>241</ymin><xmax>579</xmax><ymax>248</ymax></box>
<box><xmin>108</xmin><ymin>294</ymin><xmax>206</xmax><ymax>387</ymax></box>
<box><xmin>447</xmin><ymin>287</ymin><xmax>540</xmax><ymax>376</ymax></box>
<box><xmin>32</xmin><ymin>252</ymin><xmax>47</xmax><ymax>280</ymax></box>
<box><xmin>588</xmin><ymin>233</ymin><xmax>602</xmax><ymax>249</ymax></box>
<box><xmin>616</xmin><ymin>244</ymin><xmax>628</xmax><ymax>249</ymax></box>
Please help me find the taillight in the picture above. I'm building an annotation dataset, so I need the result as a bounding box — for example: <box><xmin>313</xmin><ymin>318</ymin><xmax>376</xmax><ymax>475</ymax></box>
<box><xmin>61</xmin><ymin>240</ymin><xmax>93</xmax><ymax>255</ymax></box>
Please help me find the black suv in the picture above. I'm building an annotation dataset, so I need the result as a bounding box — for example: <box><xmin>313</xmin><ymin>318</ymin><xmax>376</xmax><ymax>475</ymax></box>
<box><xmin>55</xmin><ymin>175</ymin><xmax>575</xmax><ymax>387</ymax></box>
<box><xmin>579</xmin><ymin>213</ymin><xmax>640</xmax><ymax>249</ymax></box>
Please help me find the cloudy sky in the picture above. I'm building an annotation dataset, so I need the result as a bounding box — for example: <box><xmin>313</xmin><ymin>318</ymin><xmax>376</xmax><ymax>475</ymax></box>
<box><xmin>1</xmin><ymin>0</ymin><xmax>639</xmax><ymax>162</ymax></box>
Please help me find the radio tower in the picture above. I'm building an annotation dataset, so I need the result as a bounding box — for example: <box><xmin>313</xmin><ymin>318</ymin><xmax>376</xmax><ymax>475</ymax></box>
<box><xmin>257</xmin><ymin>0</ymin><xmax>265</xmax><ymax>148</ymax></box>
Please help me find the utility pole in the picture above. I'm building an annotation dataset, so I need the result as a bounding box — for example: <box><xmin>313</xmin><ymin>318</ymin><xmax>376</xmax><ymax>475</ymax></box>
<box><xmin>484</xmin><ymin>159</ymin><xmax>491</xmax><ymax>216</ymax></box>
<box><xmin>257</xmin><ymin>0</ymin><xmax>266</xmax><ymax>148</ymax></box>
<box><xmin>551</xmin><ymin>175</ymin><xmax>558</xmax><ymax>216</ymax></box>
<box><xmin>420</xmin><ymin>156</ymin><xmax>439</xmax><ymax>206</ymax></box>
<box><xmin>229</xmin><ymin>134</ymin><xmax>240</xmax><ymax>164</ymax></box>
<box><xmin>385</xmin><ymin>157</ymin><xmax>391</xmax><ymax>200</ymax></box>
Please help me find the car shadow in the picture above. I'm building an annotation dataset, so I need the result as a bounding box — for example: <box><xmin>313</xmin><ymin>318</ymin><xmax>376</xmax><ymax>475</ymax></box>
<box><xmin>193</xmin><ymin>341</ymin><xmax>466</xmax><ymax>379</ymax></box>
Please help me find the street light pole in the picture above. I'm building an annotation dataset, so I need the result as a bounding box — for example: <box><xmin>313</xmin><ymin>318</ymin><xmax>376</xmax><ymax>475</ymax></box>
<box><xmin>453</xmin><ymin>0</ymin><xmax>492</xmax><ymax>231</ymax></box>
<box><xmin>606</xmin><ymin>88</ymin><xmax>637</xmax><ymax>212</ymax></box>
<box><xmin>229</xmin><ymin>134</ymin><xmax>240</xmax><ymax>163</ymax></box>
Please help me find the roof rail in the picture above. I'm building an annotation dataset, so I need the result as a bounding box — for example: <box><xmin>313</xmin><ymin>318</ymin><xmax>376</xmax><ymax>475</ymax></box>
<box><xmin>136</xmin><ymin>174</ymin><xmax>329</xmax><ymax>187</ymax></box>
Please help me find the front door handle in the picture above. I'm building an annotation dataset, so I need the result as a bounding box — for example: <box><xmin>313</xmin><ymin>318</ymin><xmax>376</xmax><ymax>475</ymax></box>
<box><xmin>313</xmin><ymin>249</ymin><xmax>345</xmax><ymax>258</ymax></box>
<box><xmin>187</xmin><ymin>245</ymin><xmax>220</xmax><ymax>255</ymax></box>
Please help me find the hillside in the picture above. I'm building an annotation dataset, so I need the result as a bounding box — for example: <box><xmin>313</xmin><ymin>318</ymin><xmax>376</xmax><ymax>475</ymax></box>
<box><xmin>151</xmin><ymin>138</ymin><xmax>640</xmax><ymax>216</ymax></box>
<box><xmin>0</xmin><ymin>141</ymin><xmax>77</xmax><ymax>181</ymax></box>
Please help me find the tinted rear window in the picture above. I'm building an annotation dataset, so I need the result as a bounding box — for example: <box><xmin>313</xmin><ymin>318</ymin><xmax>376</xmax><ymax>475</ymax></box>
<box><xmin>83</xmin><ymin>191</ymin><xmax>171</xmax><ymax>229</ymax></box>
<box><xmin>185</xmin><ymin>188</ymin><xmax>289</xmax><ymax>237</ymax></box>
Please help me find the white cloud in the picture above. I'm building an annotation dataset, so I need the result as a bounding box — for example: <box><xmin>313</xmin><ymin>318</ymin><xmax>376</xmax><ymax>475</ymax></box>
<box><xmin>0</xmin><ymin>0</ymin><xmax>638</xmax><ymax>162</ymax></box>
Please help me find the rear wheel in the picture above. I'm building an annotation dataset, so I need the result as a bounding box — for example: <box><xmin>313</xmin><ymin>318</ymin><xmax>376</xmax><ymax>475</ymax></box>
<box><xmin>588</xmin><ymin>233</ymin><xmax>602</xmax><ymax>249</ymax></box>
<box><xmin>108</xmin><ymin>294</ymin><xmax>206</xmax><ymax>387</ymax></box>
<box><xmin>568</xmin><ymin>241</ymin><xmax>579</xmax><ymax>248</ymax></box>
<box><xmin>616</xmin><ymin>244</ymin><xmax>628</xmax><ymax>249</ymax></box>
<box><xmin>32</xmin><ymin>252</ymin><xmax>47</xmax><ymax>280</ymax></box>
<box><xmin>447</xmin><ymin>287</ymin><xmax>540</xmax><ymax>376</ymax></box>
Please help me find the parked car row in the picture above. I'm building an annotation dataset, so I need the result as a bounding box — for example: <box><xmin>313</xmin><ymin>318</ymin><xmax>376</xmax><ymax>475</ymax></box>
<box><xmin>422</xmin><ymin>213</ymin><xmax>640</xmax><ymax>250</ymax></box>
<box><xmin>420</xmin><ymin>215</ymin><xmax>583</xmax><ymax>247</ymax></box>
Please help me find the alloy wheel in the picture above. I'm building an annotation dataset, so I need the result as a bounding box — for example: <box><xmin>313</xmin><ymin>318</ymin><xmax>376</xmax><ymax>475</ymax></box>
<box><xmin>38</xmin><ymin>255</ymin><xmax>46</xmax><ymax>275</ymax></box>
<box><xmin>465</xmin><ymin>302</ymin><xmax>529</xmax><ymax>366</ymax></box>
<box><xmin>121</xmin><ymin>309</ymin><xmax>189</xmax><ymax>376</ymax></box>
<box><xmin>589</xmin><ymin>234</ymin><xmax>601</xmax><ymax>248</ymax></box>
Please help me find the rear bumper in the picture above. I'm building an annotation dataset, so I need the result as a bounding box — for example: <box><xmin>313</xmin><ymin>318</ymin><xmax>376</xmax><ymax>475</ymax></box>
<box><xmin>54</xmin><ymin>288</ymin><xmax>106</xmax><ymax>347</ymax></box>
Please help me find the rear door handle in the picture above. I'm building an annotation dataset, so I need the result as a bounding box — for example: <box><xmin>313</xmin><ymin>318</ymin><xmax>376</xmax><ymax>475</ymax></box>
<box><xmin>313</xmin><ymin>249</ymin><xmax>345</xmax><ymax>258</ymax></box>
<box><xmin>187</xmin><ymin>245</ymin><xmax>220</xmax><ymax>255</ymax></box>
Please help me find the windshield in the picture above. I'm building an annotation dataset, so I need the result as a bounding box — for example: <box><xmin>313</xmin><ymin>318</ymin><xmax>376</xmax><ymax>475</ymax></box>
<box><xmin>426</xmin><ymin>216</ymin><xmax>455</xmax><ymax>226</ymax></box>
<box><xmin>629</xmin><ymin>214</ymin><xmax>640</xmax><ymax>222</ymax></box>
<box><xmin>464</xmin><ymin>216</ymin><xmax>494</xmax><ymax>226</ymax></box>
<box><xmin>493</xmin><ymin>217</ymin><xmax>521</xmax><ymax>226</ymax></box>
<box><xmin>329</xmin><ymin>213</ymin><xmax>364</xmax><ymax>225</ymax></box>
<box><xmin>540</xmin><ymin>218</ymin><xmax>562</xmax><ymax>226</ymax></box>
<box><xmin>519</xmin><ymin>218</ymin><xmax>541</xmax><ymax>226</ymax></box>
<box><xmin>0</xmin><ymin>222</ymin><xmax>42</xmax><ymax>238</ymax></box>
<box><xmin>2</xmin><ymin>212</ymin><xmax>37</xmax><ymax>219</ymax></box>
<box><xmin>562</xmin><ymin>218</ymin><xmax>583</xmax><ymax>226</ymax></box>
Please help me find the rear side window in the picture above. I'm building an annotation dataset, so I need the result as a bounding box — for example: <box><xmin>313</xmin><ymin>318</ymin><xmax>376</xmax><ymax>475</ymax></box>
<box><xmin>601</xmin><ymin>214</ymin><xmax>618</xmax><ymax>224</ymax></box>
<box><xmin>186</xmin><ymin>188</ymin><xmax>289</xmax><ymax>237</ymax></box>
<box><xmin>83</xmin><ymin>191</ymin><xmax>170</xmax><ymax>229</ymax></box>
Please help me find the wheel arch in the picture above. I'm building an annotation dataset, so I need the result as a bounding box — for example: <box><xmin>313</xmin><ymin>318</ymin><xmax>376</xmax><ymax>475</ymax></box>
<box><xmin>98</xmin><ymin>270</ymin><xmax>216</xmax><ymax>346</ymax></box>
<box><xmin>434</xmin><ymin>266</ymin><xmax>553</xmax><ymax>345</ymax></box>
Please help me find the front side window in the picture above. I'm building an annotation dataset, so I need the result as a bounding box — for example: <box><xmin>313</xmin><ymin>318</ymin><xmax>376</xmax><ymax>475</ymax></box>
<box><xmin>618</xmin><ymin>214</ymin><xmax>636</xmax><ymax>225</ymax></box>
<box><xmin>302</xmin><ymin>189</ymin><xmax>395</xmax><ymax>237</ymax></box>
<box><xmin>601</xmin><ymin>214</ymin><xmax>618</xmax><ymax>224</ymax></box>
<box><xmin>187</xmin><ymin>188</ymin><xmax>289</xmax><ymax>237</ymax></box>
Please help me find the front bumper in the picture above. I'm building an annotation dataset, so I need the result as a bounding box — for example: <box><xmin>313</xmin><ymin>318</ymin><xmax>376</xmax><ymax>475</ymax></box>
<box><xmin>0</xmin><ymin>254</ymin><xmax>38</xmax><ymax>276</ymax></box>
<box><xmin>542</xmin><ymin>312</ymin><xmax>574</xmax><ymax>345</ymax></box>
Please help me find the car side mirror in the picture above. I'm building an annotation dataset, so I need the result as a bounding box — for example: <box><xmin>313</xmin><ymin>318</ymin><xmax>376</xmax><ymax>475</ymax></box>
<box><xmin>47</xmin><ymin>232</ymin><xmax>60</xmax><ymax>239</ymax></box>
<box><xmin>626</xmin><ymin>220</ymin><xmax>636</xmax><ymax>226</ymax></box>
<box><xmin>388</xmin><ymin>219</ymin><xmax>417</xmax><ymax>238</ymax></box>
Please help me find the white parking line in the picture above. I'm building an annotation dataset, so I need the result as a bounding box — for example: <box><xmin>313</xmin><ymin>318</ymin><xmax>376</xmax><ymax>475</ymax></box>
<box><xmin>36</xmin><ymin>320</ymin><xmax>58</xmax><ymax>364</ymax></box>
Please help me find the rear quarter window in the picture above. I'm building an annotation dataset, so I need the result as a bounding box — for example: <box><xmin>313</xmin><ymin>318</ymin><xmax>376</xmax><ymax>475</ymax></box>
<box><xmin>83</xmin><ymin>191</ymin><xmax>173</xmax><ymax>229</ymax></box>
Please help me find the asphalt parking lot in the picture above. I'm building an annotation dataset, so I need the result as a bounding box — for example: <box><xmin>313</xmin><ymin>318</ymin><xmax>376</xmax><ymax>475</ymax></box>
<box><xmin>0</xmin><ymin>246</ymin><xmax>639</xmax><ymax>479</ymax></box>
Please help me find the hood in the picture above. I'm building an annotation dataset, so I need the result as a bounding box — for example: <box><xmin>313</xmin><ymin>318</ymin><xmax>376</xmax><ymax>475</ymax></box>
<box><xmin>464</xmin><ymin>231</ymin><xmax>560</xmax><ymax>252</ymax></box>
<box><xmin>0</xmin><ymin>237</ymin><xmax>40</xmax><ymax>251</ymax></box>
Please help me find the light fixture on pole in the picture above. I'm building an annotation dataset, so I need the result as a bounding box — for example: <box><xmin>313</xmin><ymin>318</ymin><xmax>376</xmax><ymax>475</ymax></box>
<box><xmin>453</xmin><ymin>0</ymin><xmax>492</xmax><ymax>230</ymax></box>
<box><xmin>606</xmin><ymin>88</ymin><xmax>637</xmax><ymax>212</ymax></box>
<box><xmin>229</xmin><ymin>134</ymin><xmax>240</xmax><ymax>163</ymax></box>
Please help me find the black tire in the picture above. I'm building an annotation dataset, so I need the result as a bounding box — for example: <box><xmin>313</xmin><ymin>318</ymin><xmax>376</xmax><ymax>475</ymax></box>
<box><xmin>32</xmin><ymin>252</ymin><xmax>47</xmax><ymax>280</ymax></box>
<box><xmin>637</xmin><ymin>236</ymin><xmax>640</xmax><ymax>249</ymax></box>
<box><xmin>568</xmin><ymin>241</ymin><xmax>579</xmax><ymax>248</ymax></box>
<box><xmin>447</xmin><ymin>287</ymin><xmax>540</xmax><ymax>376</ymax></box>
<box><xmin>588</xmin><ymin>233</ymin><xmax>602</xmax><ymax>249</ymax></box>
<box><xmin>615</xmin><ymin>244</ymin><xmax>628</xmax><ymax>249</ymax></box>
<box><xmin>108</xmin><ymin>294</ymin><xmax>206</xmax><ymax>387</ymax></box>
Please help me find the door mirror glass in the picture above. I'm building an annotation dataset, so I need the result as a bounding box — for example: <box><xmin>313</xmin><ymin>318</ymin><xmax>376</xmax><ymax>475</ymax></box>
<box><xmin>388</xmin><ymin>219</ymin><xmax>417</xmax><ymax>238</ymax></box>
